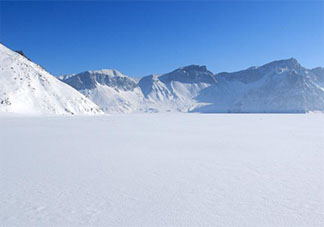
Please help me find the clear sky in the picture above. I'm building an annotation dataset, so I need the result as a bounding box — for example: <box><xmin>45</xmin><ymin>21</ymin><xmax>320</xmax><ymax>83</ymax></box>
<box><xmin>0</xmin><ymin>1</ymin><xmax>323</xmax><ymax>77</ymax></box>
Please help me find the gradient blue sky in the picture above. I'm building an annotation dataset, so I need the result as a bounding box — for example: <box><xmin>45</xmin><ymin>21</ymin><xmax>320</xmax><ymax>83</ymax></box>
<box><xmin>0</xmin><ymin>1</ymin><xmax>323</xmax><ymax>77</ymax></box>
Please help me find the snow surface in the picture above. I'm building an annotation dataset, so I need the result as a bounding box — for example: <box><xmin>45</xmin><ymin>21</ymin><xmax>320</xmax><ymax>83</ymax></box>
<box><xmin>0</xmin><ymin>44</ymin><xmax>102</xmax><ymax>115</ymax></box>
<box><xmin>1</xmin><ymin>114</ymin><xmax>323</xmax><ymax>226</ymax></box>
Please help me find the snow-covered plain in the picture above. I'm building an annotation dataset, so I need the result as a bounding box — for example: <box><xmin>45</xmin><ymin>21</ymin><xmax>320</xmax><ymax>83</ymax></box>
<box><xmin>1</xmin><ymin>114</ymin><xmax>323</xmax><ymax>226</ymax></box>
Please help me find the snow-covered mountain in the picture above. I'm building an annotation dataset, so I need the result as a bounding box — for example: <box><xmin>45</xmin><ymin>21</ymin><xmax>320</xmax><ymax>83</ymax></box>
<box><xmin>60</xmin><ymin>69</ymin><xmax>146</xmax><ymax>113</ymax></box>
<box><xmin>1</xmin><ymin>40</ymin><xmax>322</xmax><ymax>114</ymax></box>
<box><xmin>62</xmin><ymin>65</ymin><xmax>217</xmax><ymax>113</ymax></box>
<box><xmin>0</xmin><ymin>43</ymin><xmax>102</xmax><ymax>115</ymax></box>
<box><xmin>194</xmin><ymin>58</ymin><xmax>324</xmax><ymax>113</ymax></box>
<box><xmin>138</xmin><ymin>65</ymin><xmax>217</xmax><ymax>112</ymax></box>
<box><xmin>61</xmin><ymin>59</ymin><xmax>324</xmax><ymax>113</ymax></box>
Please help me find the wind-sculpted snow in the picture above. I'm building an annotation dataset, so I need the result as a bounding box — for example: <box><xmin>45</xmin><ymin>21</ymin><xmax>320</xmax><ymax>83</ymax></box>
<box><xmin>62</xmin><ymin>59</ymin><xmax>324</xmax><ymax>113</ymax></box>
<box><xmin>0</xmin><ymin>44</ymin><xmax>102</xmax><ymax>115</ymax></box>
<box><xmin>1</xmin><ymin>114</ymin><xmax>323</xmax><ymax>226</ymax></box>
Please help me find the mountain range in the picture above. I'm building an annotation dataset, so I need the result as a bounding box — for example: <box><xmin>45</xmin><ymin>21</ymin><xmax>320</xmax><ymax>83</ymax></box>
<box><xmin>1</xmin><ymin>43</ymin><xmax>323</xmax><ymax>115</ymax></box>
<box><xmin>61</xmin><ymin>58</ymin><xmax>324</xmax><ymax>114</ymax></box>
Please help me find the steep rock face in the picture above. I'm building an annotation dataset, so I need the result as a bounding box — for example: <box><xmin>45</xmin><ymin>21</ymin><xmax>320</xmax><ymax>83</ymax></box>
<box><xmin>0</xmin><ymin>43</ymin><xmax>102</xmax><ymax>115</ymax></box>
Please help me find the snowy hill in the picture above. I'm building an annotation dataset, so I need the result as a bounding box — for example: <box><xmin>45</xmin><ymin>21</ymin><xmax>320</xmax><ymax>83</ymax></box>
<box><xmin>0</xmin><ymin>43</ymin><xmax>102</xmax><ymax>115</ymax></box>
<box><xmin>61</xmin><ymin>59</ymin><xmax>324</xmax><ymax>113</ymax></box>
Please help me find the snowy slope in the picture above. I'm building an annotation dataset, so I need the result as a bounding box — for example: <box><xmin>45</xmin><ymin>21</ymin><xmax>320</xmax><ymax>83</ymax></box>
<box><xmin>0</xmin><ymin>43</ymin><xmax>102</xmax><ymax>115</ymax></box>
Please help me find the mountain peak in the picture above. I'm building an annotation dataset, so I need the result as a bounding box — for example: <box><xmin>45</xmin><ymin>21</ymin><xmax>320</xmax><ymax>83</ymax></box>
<box><xmin>158</xmin><ymin>64</ymin><xmax>215</xmax><ymax>85</ymax></box>
<box><xmin>280</xmin><ymin>57</ymin><xmax>299</xmax><ymax>65</ymax></box>
<box><xmin>83</xmin><ymin>69</ymin><xmax>126</xmax><ymax>78</ymax></box>
<box><xmin>62</xmin><ymin>68</ymin><xmax>137</xmax><ymax>91</ymax></box>
<box><xmin>262</xmin><ymin>58</ymin><xmax>301</xmax><ymax>70</ymax></box>
<box><xmin>179</xmin><ymin>65</ymin><xmax>208</xmax><ymax>72</ymax></box>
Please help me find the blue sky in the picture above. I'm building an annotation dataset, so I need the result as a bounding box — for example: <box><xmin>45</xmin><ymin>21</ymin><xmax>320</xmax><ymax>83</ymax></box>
<box><xmin>0</xmin><ymin>1</ymin><xmax>323</xmax><ymax>77</ymax></box>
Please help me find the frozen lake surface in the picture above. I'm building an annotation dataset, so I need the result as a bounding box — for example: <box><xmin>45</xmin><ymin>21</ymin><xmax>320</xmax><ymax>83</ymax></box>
<box><xmin>1</xmin><ymin>114</ymin><xmax>323</xmax><ymax>226</ymax></box>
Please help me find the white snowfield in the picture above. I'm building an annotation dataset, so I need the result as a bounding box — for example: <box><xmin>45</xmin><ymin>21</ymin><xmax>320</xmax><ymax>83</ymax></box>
<box><xmin>0</xmin><ymin>44</ymin><xmax>102</xmax><ymax>115</ymax></box>
<box><xmin>1</xmin><ymin>114</ymin><xmax>323</xmax><ymax>227</ymax></box>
